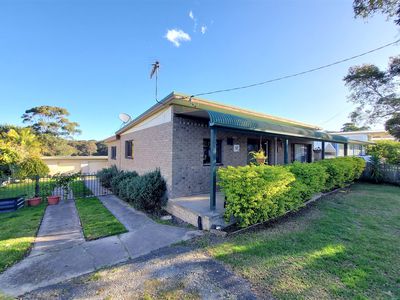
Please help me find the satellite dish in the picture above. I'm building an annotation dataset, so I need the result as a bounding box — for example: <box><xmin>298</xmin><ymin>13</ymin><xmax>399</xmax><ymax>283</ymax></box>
<box><xmin>119</xmin><ymin>113</ymin><xmax>131</xmax><ymax>123</ymax></box>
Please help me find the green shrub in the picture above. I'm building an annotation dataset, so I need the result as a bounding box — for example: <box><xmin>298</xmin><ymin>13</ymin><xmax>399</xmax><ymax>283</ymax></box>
<box><xmin>287</xmin><ymin>161</ymin><xmax>327</xmax><ymax>200</ymax></box>
<box><xmin>110</xmin><ymin>171</ymin><xmax>138</xmax><ymax>197</ymax></box>
<box><xmin>317</xmin><ymin>157</ymin><xmax>366</xmax><ymax>190</ymax></box>
<box><xmin>219</xmin><ymin>157</ymin><xmax>365</xmax><ymax>228</ymax></box>
<box><xmin>367</xmin><ymin>140</ymin><xmax>400</xmax><ymax>165</ymax></box>
<box><xmin>218</xmin><ymin>165</ymin><xmax>295</xmax><ymax>227</ymax></box>
<box><xmin>13</xmin><ymin>156</ymin><xmax>49</xmax><ymax>179</ymax></box>
<box><xmin>350</xmin><ymin>156</ymin><xmax>366</xmax><ymax>180</ymax></box>
<box><xmin>124</xmin><ymin>169</ymin><xmax>167</xmax><ymax>213</ymax></box>
<box><xmin>317</xmin><ymin>158</ymin><xmax>348</xmax><ymax>190</ymax></box>
<box><xmin>97</xmin><ymin>165</ymin><xmax>120</xmax><ymax>188</ymax></box>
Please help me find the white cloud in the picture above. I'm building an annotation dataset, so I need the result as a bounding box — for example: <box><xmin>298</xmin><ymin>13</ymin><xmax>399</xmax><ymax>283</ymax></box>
<box><xmin>201</xmin><ymin>25</ymin><xmax>207</xmax><ymax>34</ymax></box>
<box><xmin>164</xmin><ymin>29</ymin><xmax>191</xmax><ymax>47</ymax></box>
<box><xmin>189</xmin><ymin>10</ymin><xmax>197</xmax><ymax>32</ymax></box>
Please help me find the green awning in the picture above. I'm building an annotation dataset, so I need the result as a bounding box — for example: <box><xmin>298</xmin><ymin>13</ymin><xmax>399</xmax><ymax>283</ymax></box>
<box><xmin>207</xmin><ymin>110</ymin><xmax>349</xmax><ymax>143</ymax></box>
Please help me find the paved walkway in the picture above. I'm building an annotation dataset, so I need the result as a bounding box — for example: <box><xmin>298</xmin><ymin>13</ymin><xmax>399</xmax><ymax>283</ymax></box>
<box><xmin>0</xmin><ymin>195</ymin><xmax>201</xmax><ymax>297</ymax></box>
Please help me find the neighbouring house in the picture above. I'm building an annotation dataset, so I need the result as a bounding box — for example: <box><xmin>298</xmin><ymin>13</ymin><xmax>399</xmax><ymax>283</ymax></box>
<box><xmin>330</xmin><ymin>130</ymin><xmax>395</xmax><ymax>142</ymax></box>
<box><xmin>104</xmin><ymin>92</ymin><xmax>369</xmax><ymax>229</ymax></box>
<box><xmin>314</xmin><ymin>130</ymin><xmax>394</xmax><ymax>159</ymax></box>
<box><xmin>42</xmin><ymin>156</ymin><xmax>109</xmax><ymax>175</ymax></box>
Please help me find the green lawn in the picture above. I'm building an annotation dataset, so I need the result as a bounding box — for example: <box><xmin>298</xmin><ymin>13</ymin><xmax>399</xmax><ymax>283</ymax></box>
<box><xmin>208</xmin><ymin>183</ymin><xmax>400</xmax><ymax>299</ymax></box>
<box><xmin>0</xmin><ymin>180</ymin><xmax>55</xmax><ymax>200</ymax></box>
<box><xmin>75</xmin><ymin>197</ymin><xmax>127</xmax><ymax>240</ymax></box>
<box><xmin>0</xmin><ymin>203</ymin><xmax>46</xmax><ymax>273</ymax></box>
<box><xmin>70</xmin><ymin>180</ymin><xmax>93</xmax><ymax>198</ymax></box>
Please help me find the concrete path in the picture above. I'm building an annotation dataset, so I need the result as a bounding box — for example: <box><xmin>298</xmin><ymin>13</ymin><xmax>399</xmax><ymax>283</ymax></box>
<box><xmin>0</xmin><ymin>195</ymin><xmax>201</xmax><ymax>297</ymax></box>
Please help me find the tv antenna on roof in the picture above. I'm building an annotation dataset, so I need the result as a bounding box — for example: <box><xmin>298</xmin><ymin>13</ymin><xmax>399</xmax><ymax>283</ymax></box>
<box><xmin>118</xmin><ymin>113</ymin><xmax>132</xmax><ymax>127</ymax></box>
<box><xmin>150</xmin><ymin>60</ymin><xmax>160</xmax><ymax>103</ymax></box>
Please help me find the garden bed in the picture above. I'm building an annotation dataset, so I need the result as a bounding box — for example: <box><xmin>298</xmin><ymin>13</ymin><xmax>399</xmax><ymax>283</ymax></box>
<box><xmin>0</xmin><ymin>196</ymin><xmax>25</xmax><ymax>213</ymax></box>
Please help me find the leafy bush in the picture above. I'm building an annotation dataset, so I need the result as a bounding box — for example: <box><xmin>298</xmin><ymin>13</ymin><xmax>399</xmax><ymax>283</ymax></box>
<box><xmin>219</xmin><ymin>157</ymin><xmax>366</xmax><ymax>227</ymax></box>
<box><xmin>367</xmin><ymin>140</ymin><xmax>400</xmax><ymax>165</ymax></box>
<box><xmin>100</xmin><ymin>166</ymin><xmax>167</xmax><ymax>214</ymax></box>
<box><xmin>13</xmin><ymin>156</ymin><xmax>49</xmax><ymax>179</ymax></box>
<box><xmin>218</xmin><ymin>165</ymin><xmax>295</xmax><ymax>227</ymax></box>
<box><xmin>110</xmin><ymin>171</ymin><xmax>138</xmax><ymax>197</ymax></box>
<box><xmin>287</xmin><ymin>162</ymin><xmax>327</xmax><ymax>200</ymax></box>
<box><xmin>368</xmin><ymin>154</ymin><xmax>383</xmax><ymax>183</ymax></box>
<box><xmin>97</xmin><ymin>165</ymin><xmax>120</xmax><ymax>188</ymax></box>
<box><xmin>317</xmin><ymin>157</ymin><xmax>366</xmax><ymax>190</ymax></box>
<box><xmin>125</xmin><ymin>169</ymin><xmax>167</xmax><ymax>213</ymax></box>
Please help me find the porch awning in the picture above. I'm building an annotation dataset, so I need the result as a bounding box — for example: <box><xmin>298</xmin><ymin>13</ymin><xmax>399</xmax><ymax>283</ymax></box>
<box><xmin>207</xmin><ymin>110</ymin><xmax>349</xmax><ymax>143</ymax></box>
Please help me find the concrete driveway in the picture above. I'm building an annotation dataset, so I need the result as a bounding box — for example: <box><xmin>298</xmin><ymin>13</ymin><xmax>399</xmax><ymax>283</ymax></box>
<box><xmin>0</xmin><ymin>194</ymin><xmax>201</xmax><ymax>297</ymax></box>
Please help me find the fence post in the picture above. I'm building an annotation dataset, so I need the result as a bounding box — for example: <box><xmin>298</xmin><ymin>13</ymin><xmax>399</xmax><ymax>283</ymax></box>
<box><xmin>35</xmin><ymin>175</ymin><xmax>40</xmax><ymax>197</ymax></box>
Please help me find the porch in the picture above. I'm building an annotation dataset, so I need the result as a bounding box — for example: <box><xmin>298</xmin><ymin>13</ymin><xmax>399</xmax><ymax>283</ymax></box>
<box><xmin>168</xmin><ymin>104</ymin><xmax>361</xmax><ymax>230</ymax></box>
<box><xmin>166</xmin><ymin>192</ymin><xmax>230</xmax><ymax>230</ymax></box>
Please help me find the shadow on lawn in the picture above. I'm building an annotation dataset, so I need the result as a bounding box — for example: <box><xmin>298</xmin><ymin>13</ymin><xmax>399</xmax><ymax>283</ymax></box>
<box><xmin>208</xmin><ymin>183</ymin><xmax>400</xmax><ymax>299</ymax></box>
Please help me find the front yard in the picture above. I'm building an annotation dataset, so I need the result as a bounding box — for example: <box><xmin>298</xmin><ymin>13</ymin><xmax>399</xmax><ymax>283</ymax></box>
<box><xmin>208</xmin><ymin>183</ymin><xmax>400</xmax><ymax>299</ymax></box>
<box><xmin>75</xmin><ymin>197</ymin><xmax>127</xmax><ymax>240</ymax></box>
<box><xmin>0</xmin><ymin>203</ymin><xmax>46</xmax><ymax>273</ymax></box>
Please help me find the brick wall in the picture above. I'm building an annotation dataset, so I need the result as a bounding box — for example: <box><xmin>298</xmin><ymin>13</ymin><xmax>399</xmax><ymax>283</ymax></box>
<box><xmin>170</xmin><ymin>114</ymin><xmax>314</xmax><ymax>198</ymax></box>
<box><xmin>115</xmin><ymin>121</ymin><xmax>174</xmax><ymax>194</ymax></box>
<box><xmin>105</xmin><ymin>105</ymin><xmax>315</xmax><ymax>199</ymax></box>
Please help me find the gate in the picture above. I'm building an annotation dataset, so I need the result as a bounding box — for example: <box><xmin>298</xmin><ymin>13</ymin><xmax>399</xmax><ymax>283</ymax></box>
<box><xmin>0</xmin><ymin>174</ymin><xmax>112</xmax><ymax>201</ymax></box>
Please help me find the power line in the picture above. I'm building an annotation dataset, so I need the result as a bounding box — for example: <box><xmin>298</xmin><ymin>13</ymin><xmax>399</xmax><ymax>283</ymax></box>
<box><xmin>190</xmin><ymin>39</ymin><xmax>400</xmax><ymax>98</ymax></box>
<box><xmin>320</xmin><ymin>104</ymin><xmax>354</xmax><ymax>125</ymax></box>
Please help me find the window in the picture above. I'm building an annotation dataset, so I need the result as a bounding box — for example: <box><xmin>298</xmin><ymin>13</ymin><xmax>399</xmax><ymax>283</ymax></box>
<box><xmin>125</xmin><ymin>140</ymin><xmax>134</xmax><ymax>159</ymax></box>
<box><xmin>293</xmin><ymin>144</ymin><xmax>311</xmax><ymax>163</ymax></box>
<box><xmin>111</xmin><ymin>146</ymin><xmax>117</xmax><ymax>160</ymax></box>
<box><xmin>203</xmin><ymin>139</ymin><xmax>222</xmax><ymax>165</ymax></box>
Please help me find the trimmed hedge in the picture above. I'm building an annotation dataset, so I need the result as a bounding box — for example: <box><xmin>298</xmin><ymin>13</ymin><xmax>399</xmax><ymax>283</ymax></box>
<box><xmin>98</xmin><ymin>167</ymin><xmax>167</xmax><ymax>214</ymax></box>
<box><xmin>125</xmin><ymin>170</ymin><xmax>167</xmax><ymax>212</ymax></box>
<box><xmin>218</xmin><ymin>157</ymin><xmax>366</xmax><ymax>227</ymax></box>
<box><xmin>97</xmin><ymin>165</ymin><xmax>120</xmax><ymax>189</ymax></box>
<box><xmin>218</xmin><ymin>165</ymin><xmax>295</xmax><ymax>227</ymax></box>
<box><xmin>110</xmin><ymin>171</ymin><xmax>139</xmax><ymax>198</ymax></box>
<box><xmin>316</xmin><ymin>157</ymin><xmax>366</xmax><ymax>191</ymax></box>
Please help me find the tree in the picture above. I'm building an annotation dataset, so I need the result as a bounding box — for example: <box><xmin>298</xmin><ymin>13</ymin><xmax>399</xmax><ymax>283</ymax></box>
<box><xmin>367</xmin><ymin>140</ymin><xmax>400</xmax><ymax>164</ymax></box>
<box><xmin>0</xmin><ymin>126</ymin><xmax>42</xmax><ymax>176</ymax></box>
<box><xmin>341</xmin><ymin>122</ymin><xmax>370</xmax><ymax>132</ymax></box>
<box><xmin>22</xmin><ymin>106</ymin><xmax>81</xmax><ymax>137</ymax></box>
<box><xmin>94</xmin><ymin>141</ymin><xmax>108</xmax><ymax>156</ymax></box>
<box><xmin>39</xmin><ymin>134</ymin><xmax>76</xmax><ymax>156</ymax></box>
<box><xmin>353</xmin><ymin>0</ymin><xmax>400</xmax><ymax>26</ymax></box>
<box><xmin>344</xmin><ymin>56</ymin><xmax>400</xmax><ymax>139</ymax></box>
<box><xmin>14</xmin><ymin>156</ymin><xmax>50</xmax><ymax>178</ymax></box>
<box><xmin>68</xmin><ymin>140</ymin><xmax>97</xmax><ymax>156</ymax></box>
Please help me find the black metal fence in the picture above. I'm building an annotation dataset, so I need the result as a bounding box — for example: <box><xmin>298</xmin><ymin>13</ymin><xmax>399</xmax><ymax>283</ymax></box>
<box><xmin>0</xmin><ymin>174</ymin><xmax>111</xmax><ymax>200</ymax></box>
<box><xmin>362</xmin><ymin>163</ymin><xmax>400</xmax><ymax>185</ymax></box>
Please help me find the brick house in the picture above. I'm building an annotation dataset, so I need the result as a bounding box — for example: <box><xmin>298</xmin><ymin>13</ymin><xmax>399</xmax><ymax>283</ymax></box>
<box><xmin>104</xmin><ymin>92</ymin><xmax>365</xmax><ymax>228</ymax></box>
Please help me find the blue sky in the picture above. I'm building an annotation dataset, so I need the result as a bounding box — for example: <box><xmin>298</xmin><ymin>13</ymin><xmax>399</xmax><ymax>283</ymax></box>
<box><xmin>0</xmin><ymin>0</ymin><xmax>398</xmax><ymax>140</ymax></box>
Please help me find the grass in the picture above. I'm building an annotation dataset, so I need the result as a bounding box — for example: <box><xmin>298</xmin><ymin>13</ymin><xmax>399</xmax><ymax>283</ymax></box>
<box><xmin>207</xmin><ymin>183</ymin><xmax>400</xmax><ymax>299</ymax></box>
<box><xmin>0</xmin><ymin>180</ymin><xmax>55</xmax><ymax>199</ymax></box>
<box><xmin>0</xmin><ymin>203</ymin><xmax>46</xmax><ymax>273</ymax></box>
<box><xmin>75</xmin><ymin>196</ymin><xmax>127</xmax><ymax>240</ymax></box>
<box><xmin>69</xmin><ymin>180</ymin><xmax>93</xmax><ymax>198</ymax></box>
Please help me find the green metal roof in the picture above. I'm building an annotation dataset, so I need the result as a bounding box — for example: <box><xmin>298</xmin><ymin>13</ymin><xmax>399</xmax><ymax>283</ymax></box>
<box><xmin>207</xmin><ymin>110</ymin><xmax>349</xmax><ymax>143</ymax></box>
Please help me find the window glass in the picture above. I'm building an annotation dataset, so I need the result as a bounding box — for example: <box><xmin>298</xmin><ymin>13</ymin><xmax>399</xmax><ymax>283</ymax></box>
<box><xmin>111</xmin><ymin>146</ymin><xmax>117</xmax><ymax>160</ymax></box>
<box><xmin>203</xmin><ymin>139</ymin><xmax>222</xmax><ymax>164</ymax></box>
<box><xmin>125</xmin><ymin>140</ymin><xmax>133</xmax><ymax>159</ymax></box>
<box><xmin>293</xmin><ymin>144</ymin><xmax>309</xmax><ymax>163</ymax></box>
